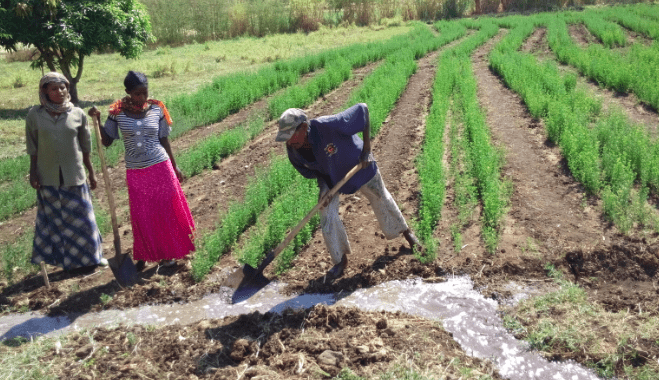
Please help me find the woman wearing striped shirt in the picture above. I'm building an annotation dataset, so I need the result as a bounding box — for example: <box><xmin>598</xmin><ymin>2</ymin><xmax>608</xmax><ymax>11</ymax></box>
<box><xmin>92</xmin><ymin>71</ymin><xmax>195</xmax><ymax>271</ymax></box>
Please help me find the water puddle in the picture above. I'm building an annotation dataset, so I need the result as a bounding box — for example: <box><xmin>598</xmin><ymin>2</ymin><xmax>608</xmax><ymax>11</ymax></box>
<box><xmin>0</xmin><ymin>276</ymin><xmax>601</xmax><ymax>380</ymax></box>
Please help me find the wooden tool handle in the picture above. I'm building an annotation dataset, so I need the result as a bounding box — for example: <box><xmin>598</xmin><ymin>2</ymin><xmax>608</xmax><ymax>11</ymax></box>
<box><xmin>270</xmin><ymin>163</ymin><xmax>366</xmax><ymax>257</ymax></box>
<box><xmin>89</xmin><ymin>108</ymin><xmax>123</xmax><ymax>261</ymax></box>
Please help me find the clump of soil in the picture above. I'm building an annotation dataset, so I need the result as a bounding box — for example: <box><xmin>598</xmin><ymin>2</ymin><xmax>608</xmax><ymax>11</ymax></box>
<box><xmin>42</xmin><ymin>305</ymin><xmax>502</xmax><ymax>379</ymax></box>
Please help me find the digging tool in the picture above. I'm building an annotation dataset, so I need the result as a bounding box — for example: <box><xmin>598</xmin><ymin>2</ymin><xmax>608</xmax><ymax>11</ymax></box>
<box><xmin>88</xmin><ymin>107</ymin><xmax>139</xmax><ymax>287</ymax></box>
<box><xmin>228</xmin><ymin>162</ymin><xmax>367</xmax><ymax>303</ymax></box>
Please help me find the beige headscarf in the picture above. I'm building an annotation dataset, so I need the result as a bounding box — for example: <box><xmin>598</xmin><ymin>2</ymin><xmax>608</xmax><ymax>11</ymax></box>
<box><xmin>39</xmin><ymin>72</ymin><xmax>73</xmax><ymax>114</ymax></box>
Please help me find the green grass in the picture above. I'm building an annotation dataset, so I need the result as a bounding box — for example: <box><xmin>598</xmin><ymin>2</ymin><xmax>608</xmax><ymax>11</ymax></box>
<box><xmin>0</xmin><ymin>336</ymin><xmax>57</xmax><ymax>380</ymax></box>
<box><xmin>503</xmin><ymin>264</ymin><xmax>659</xmax><ymax>380</ymax></box>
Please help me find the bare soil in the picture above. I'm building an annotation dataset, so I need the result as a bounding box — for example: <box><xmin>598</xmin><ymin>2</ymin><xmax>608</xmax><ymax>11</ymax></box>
<box><xmin>35</xmin><ymin>306</ymin><xmax>502</xmax><ymax>379</ymax></box>
<box><xmin>568</xmin><ymin>23</ymin><xmax>600</xmax><ymax>48</ymax></box>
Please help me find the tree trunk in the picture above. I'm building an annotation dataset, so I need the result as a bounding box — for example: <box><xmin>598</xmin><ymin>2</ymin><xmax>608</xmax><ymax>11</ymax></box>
<box><xmin>68</xmin><ymin>79</ymin><xmax>80</xmax><ymax>104</ymax></box>
<box><xmin>58</xmin><ymin>51</ymin><xmax>84</xmax><ymax>104</ymax></box>
<box><xmin>474</xmin><ymin>0</ymin><xmax>482</xmax><ymax>14</ymax></box>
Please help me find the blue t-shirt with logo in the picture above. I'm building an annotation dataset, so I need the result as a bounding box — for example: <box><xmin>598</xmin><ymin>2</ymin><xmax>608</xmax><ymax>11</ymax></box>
<box><xmin>286</xmin><ymin>103</ymin><xmax>377</xmax><ymax>194</ymax></box>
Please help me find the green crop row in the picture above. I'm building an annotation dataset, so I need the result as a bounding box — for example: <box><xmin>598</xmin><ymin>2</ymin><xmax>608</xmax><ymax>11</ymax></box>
<box><xmin>575</xmin><ymin>10</ymin><xmax>627</xmax><ymax>48</ymax></box>
<box><xmin>415</xmin><ymin>36</ymin><xmax>456</xmax><ymax>260</ymax></box>
<box><xmin>177</xmin><ymin>115</ymin><xmax>266</xmax><ymax>178</ymax></box>
<box><xmin>190</xmin><ymin>156</ymin><xmax>299</xmax><ymax>281</ymax></box>
<box><xmin>544</xmin><ymin>14</ymin><xmax>659</xmax><ymax>111</ymax></box>
<box><xmin>492</xmin><ymin>16</ymin><xmax>659</xmax><ymax>232</ymax></box>
<box><xmin>452</xmin><ymin>22</ymin><xmax>507</xmax><ymax>252</ymax></box>
<box><xmin>597</xmin><ymin>4</ymin><xmax>659</xmax><ymax>41</ymax></box>
<box><xmin>234</xmin><ymin>173</ymin><xmax>319</xmax><ymax>274</ymax></box>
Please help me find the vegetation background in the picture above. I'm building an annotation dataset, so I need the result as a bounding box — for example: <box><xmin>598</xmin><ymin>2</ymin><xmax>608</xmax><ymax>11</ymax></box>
<box><xmin>0</xmin><ymin>0</ymin><xmax>652</xmax><ymax>196</ymax></box>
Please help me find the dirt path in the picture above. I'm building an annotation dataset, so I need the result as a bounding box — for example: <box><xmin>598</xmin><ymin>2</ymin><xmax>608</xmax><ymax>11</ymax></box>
<box><xmin>568</xmin><ymin>23</ymin><xmax>600</xmax><ymax>48</ymax></box>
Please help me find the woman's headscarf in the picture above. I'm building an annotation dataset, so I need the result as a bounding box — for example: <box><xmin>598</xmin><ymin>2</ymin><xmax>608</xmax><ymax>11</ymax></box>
<box><xmin>39</xmin><ymin>72</ymin><xmax>73</xmax><ymax>114</ymax></box>
<box><xmin>108</xmin><ymin>71</ymin><xmax>173</xmax><ymax>125</ymax></box>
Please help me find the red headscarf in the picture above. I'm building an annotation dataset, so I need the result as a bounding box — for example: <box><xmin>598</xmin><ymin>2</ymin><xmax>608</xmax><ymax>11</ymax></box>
<box><xmin>108</xmin><ymin>97</ymin><xmax>173</xmax><ymax>126</ymax></box>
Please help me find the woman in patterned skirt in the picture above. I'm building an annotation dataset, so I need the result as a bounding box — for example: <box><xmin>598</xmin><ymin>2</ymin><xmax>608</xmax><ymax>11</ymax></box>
<box><xmin>26</xmin><ymin>72</ymin><xmax>106</xmax><ymax>275</ymax></box>
<box><xmin>90</xmin><ymin>71</ymin><xmax>195</xmax><ymax>271</ymax></box>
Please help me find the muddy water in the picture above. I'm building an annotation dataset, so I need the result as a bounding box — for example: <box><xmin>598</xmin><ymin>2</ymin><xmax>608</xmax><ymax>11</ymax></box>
<box><xmin>0</xmin><ymin>276</ymin><xmax>601</xmax><ymax>380</ymax></box>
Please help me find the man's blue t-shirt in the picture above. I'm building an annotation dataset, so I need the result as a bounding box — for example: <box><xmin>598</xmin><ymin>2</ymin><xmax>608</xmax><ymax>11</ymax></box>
<box><xmin>287</xmin><ymin>103</ymin><xmax>377</xmax><ymax>194</ymax></box>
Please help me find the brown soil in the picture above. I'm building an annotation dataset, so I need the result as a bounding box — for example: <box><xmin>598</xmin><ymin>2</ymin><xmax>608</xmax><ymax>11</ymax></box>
<box><xmin>35</xmin><ymin>306</ymin><xmax>502</xmax><ymax>379</ymax></box>
<box><xmin>618</xmin><ymin>24</ymin><xmax>654</xmax><ymax>47</ymax></box>
<box><xmin>568</xmin><ymin>23</ymin><xmax>600</xmax><ymax>48</ymax></box>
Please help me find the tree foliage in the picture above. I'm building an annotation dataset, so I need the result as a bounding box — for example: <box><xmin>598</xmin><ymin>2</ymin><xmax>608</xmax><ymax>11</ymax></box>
<box><xmin>0</xmin><ymin>0</ymin><xmax>152</xmax><ymax>102</ymax></box>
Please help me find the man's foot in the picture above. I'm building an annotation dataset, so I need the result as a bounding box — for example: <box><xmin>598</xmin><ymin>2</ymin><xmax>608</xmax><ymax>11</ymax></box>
<box><xmin>403</xmin><ymin>229</ymin><xmax>423</xmax><ymax>252</ymax></box>
<box><xmin>135</xmin><ymin>260</ymin><xmax>146</xmax><ymax>272</ymax></box>
<box><xmin>99</xmin><ymin>258</ymin><xmax>109</xmax><ymax>267</ymax></box>
<box><xmin>327</xmin><ymin>255</ymin><xmax>348</xmax><ymax>279</ymax></box>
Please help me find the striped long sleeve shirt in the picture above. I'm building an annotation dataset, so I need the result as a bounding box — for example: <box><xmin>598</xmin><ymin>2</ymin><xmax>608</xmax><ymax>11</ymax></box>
<box><xmin>103</xmin><ymin>105</ymin><xmax>171</xmax><ymax>169</ymax></box>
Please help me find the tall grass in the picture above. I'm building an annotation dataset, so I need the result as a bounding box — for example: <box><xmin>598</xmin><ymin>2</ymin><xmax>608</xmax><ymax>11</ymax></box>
<box><xmin>139</xmin><ymin>0</ymin><xmax>471</xmax><ymax>45</ymax></box>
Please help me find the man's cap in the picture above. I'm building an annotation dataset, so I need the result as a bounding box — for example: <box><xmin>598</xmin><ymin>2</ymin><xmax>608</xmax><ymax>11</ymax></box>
<box><xmin>276</xmin><ymin>108</ymin><xmax>308</xmax><ymax>142</ymax></box>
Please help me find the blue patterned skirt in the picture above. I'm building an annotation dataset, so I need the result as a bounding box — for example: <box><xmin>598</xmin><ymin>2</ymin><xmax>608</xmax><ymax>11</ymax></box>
<box><xmin>32</xmin><ymin>184</ymin><xmax>103</xmax><ymax>270</ymax></box>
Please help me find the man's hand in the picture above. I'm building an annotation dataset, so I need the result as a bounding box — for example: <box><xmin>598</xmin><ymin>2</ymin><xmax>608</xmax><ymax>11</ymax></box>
<box><xmin>318</xmin><ymin>188</ymin><xmax>331</xmax><ymax>208</ymax></box>
<box><xmin>359</xmin><ymin>148</ymin><xmax>372</xmax><ymax>169</ymax></box>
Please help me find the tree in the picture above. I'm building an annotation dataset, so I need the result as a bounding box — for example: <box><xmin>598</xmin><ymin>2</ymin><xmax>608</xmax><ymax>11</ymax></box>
<box><xmin>0</xmin><ymin>0</ymin><xmax>152</xmax><ymax>103</ymax></box>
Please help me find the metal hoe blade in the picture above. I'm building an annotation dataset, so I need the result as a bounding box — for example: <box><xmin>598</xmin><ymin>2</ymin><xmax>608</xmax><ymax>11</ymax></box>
<box><xmin>108</xmin><ymin>254</ymin><xmax>139</xmax><ymax>288</ymax></box>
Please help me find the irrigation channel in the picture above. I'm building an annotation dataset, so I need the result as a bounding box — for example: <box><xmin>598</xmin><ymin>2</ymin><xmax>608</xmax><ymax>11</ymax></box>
<box><xmin>0</xmin><ymin>276</ymin><xmax>601</xmax><ymax>380</ymax></box>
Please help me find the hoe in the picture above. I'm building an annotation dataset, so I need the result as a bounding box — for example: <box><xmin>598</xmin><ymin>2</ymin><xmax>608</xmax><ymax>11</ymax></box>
<box><xmin>226</xmin><ymin>162</ymin><xmax>366</xmax><ymax>303</ymax></box>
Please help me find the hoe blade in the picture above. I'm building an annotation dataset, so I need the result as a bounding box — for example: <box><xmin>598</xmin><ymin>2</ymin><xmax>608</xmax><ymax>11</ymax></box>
<box><xmin>226</xmin><ymin>251</ymin><xmax>276</xmax><ymax>303</ymax></box>
<box><xmin>108</xmin><ymin>254</ymin><xmax>139</xmax><ymax>288</ymax></box>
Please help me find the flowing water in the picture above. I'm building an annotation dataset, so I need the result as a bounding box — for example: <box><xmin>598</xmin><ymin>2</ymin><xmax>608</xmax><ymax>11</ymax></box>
<box><xmin>0</xmin><ymin>276</ymin><xmax>602</xmax><ymax>380</ymax></box>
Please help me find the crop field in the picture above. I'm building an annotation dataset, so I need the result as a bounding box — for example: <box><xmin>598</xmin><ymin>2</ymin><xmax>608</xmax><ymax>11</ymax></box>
<box><xmin>2</xmin><ymin>2</ymin><xmax>659</xmax><ymax>379</ymax></box>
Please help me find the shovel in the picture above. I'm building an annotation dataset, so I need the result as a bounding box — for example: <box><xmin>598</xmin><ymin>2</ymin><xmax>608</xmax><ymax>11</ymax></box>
<box><xmin>228</xmin><ymin>162</ymin><xmax>367</xmax><ymax>303</ymax></box>
<box><xmin>89</xmin><ymin>107</ymin><xmax>139</xmax><ymax>287</ymax></box>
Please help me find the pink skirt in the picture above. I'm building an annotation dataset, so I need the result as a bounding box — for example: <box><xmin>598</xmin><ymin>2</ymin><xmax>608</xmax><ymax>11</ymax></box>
<box><xmin>126</xmin><ymin>160</ymin><xmax>195</xmax><ymax>262</ymax></box>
